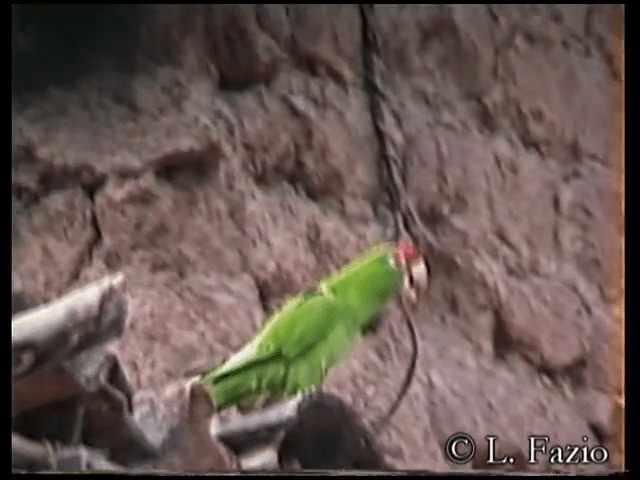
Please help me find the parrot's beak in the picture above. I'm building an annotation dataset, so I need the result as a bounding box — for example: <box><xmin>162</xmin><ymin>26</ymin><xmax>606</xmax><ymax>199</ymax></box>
<box><xmin>402</xmin><ymin>256</ymin><xmax>429</xmax><ymax>305</ymax></box>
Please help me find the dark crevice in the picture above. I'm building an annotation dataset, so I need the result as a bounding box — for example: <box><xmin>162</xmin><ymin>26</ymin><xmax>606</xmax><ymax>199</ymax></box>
<box><xmin>255</xmin><ymin>279</ymin><xmax>271</xmax><ymax>316</ymax></box>
<box><xmin>12</xmin><ymin>184</ymin><xmax>41</xmax><ymax>209</ymax></box>
<box><xmin>11</xmin><ymin>292</ymin><xmax>32</xmax><ymax>316</ymax></box>
<box><xmin>491</xmin><ymin>307</ymin><xmax>513</xmax><ymax>361</ymax></box>
<box><xmin>363</xmin><ymin>314</ymin><xmax>385</xmax><ymax>336</ymax></box>
<box><xmin>565</xmin><ymin>280</ymin><xmax>595</xmax><ymax>317</ymax></box>
<box><xmin>434</xmin><ymin>137</ymin><xmax>448</xmax><ymax>200</ymax></box>
<box><xmin>38</xmin><ymin>167</ymin><xmax>106</xmax><ymax>197</ymax></box>
<box><xmin>12</xmin><ymin>396</ymin><xmax>87</xmax><ymax>446</ymax></box>
<box><xmin>589</xmin><ymin>422</ymin><xmax>607</xmax><ymax>445</ymax></box>
<box><xmin>418</xmin><ymin>205</ymin><xmax>449</xmax><ymax>233</ymax></box>
<box><xmin>283</xmin><ymin>5</ymin><xmax>293</xmax><ymax>24</ymax></box>
<box><xmin>84</xmin><ymin>183</ymin><xmax>104</xmax><ymax>268</ymax></box>
<box><xmin>537</xmin><ymin>358</ymin><xmax>588</xmax><ymax>392</ymax></box>
<box><xmin>63</xmin><ymin>182</ymin><xmax>105</xmax><ymax>289</ymax></box>
<box><xmin>552</xmin><ymin>191</ymin><xmax>563</xmax><ymax>256</ymax></box>
<box><xmin>152</xmin><ymin>146</ymin><xmax>222</xmax><ymax>189</ymax></box>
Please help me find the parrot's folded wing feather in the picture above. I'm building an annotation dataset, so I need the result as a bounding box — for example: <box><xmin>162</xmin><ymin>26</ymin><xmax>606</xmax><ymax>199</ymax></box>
<box><xmin>285</xmin><ymin>320</ymin><xmax>360</xmax><ymax>394</ymax></box>
<box><xmin>209</xmin><ymin>289</ymin><xmax>343</xmax><ymax>380</ymax></box>
<box><xmin>208</xmin><ymin>342</ymin><xmax>276</xmax><ymax>380</ymax></box>
<box><xmin>268</xmin><ymin>290</ymin><xmax>348</xmax><ymax>359</ymax></box>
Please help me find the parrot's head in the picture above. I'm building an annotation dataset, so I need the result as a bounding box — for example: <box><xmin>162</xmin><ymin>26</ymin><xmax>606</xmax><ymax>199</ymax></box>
<box><xmin>394</xmin><ymin>240</ymin><xmax>429</xmax><ymax>304</ymax></box>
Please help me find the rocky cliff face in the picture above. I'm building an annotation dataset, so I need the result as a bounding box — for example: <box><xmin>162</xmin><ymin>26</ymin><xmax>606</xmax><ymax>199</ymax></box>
<box><xmin>12</xmin><ymin>5</ymin><xmax>624</xmax><ymax>473</ymax></box>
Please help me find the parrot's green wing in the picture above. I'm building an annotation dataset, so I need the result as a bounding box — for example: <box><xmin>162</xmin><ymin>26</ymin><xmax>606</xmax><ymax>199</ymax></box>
<box><xmin>263</xmin><ymin>290</ymin><xmax>356</xmax><ymax>359</ymax></box>
<box><xmin>209</xmin><ymin>289</ymin><xmax>328</xmax><ymax>376</ymax></box>
<box><xmin>201</xmin><ymin>242</ymin><xmax>405</xmax><ymax>409</ymax></box>
<box><xmin>206</xmin><ymin>290</ymin><xmax>312</xmax><ymax>379</ymax></box>
<box><xmin>285</xmin><ymin>319</ymin><xmax>359</xmax><ymax>394</ymax></box>
<box><xmin>202</xmin><ymin>288</ymin><xmax>360</xmax><ymax>408</ymax></box>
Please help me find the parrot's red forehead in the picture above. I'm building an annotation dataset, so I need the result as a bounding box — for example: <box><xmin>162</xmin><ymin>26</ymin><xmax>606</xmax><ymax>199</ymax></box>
<box><xmin>395</xmin><ymin>240</ymin><xmax>419</xmax><ymax>263</ymax></box>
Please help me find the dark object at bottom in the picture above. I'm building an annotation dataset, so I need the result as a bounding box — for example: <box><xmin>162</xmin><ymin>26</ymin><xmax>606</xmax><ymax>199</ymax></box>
<box><xmin>279</xmin><ymin>393</ymin><xmax>387</xmax><ymax>470</ymax></box>
<box><xmin>212</xmin><ymin>391</ymin><xmax>387</xmax><ymax>470</ymax></box>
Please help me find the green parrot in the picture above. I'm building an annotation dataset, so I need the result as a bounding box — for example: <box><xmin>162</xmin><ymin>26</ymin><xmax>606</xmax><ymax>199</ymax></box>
<box><xmin>199</xmin><ymin>240</ymin><xmax>428</xmax><ymax>410</ymax></box>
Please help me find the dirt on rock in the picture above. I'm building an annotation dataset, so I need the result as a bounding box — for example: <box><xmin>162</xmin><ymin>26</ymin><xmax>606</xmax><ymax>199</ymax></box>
<box><xmin>12</xmin><ymin>4</ymin><xmax>624</xmax><ymax>473</ymax></box>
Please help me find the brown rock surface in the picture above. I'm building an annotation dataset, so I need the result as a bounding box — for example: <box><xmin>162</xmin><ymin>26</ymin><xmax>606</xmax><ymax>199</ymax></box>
<box><xmin>12</xmin><ymin>4</ymin><xmax>624</xmax><ymax>473</ymax></box>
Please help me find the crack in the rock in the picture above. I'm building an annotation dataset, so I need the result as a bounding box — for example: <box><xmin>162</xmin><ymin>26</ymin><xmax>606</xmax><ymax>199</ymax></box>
<box><xmin>66</xmin><ymin>182</ymin><xmax>105</xmax><ymax>289</ymax></box>
<box><xmin>283</xmin><ymin>4</ymin><xmax>293</xmax><ymax>20</ymax></box>
<box><xmin>491</xmin><ymin>305</ymin><xmax>513</xmax><ymax>362</ymax></box>
<box><xmin>434</xmin><ymin>136</ymin><xmax>448</xmax><ymax>201</ymax></box>
<box><xmin>85</xmin><ymin>183</ymin><xmax>104</xmax><ymax>266</ymax></box>
<box><xmin>12</xmin><ymin>145</ymin><xmax>113</xmax><ymax>290</ymax></box>
<box><xmin>565</xmin><ymin>280</ymin><xmax>595</xmax><ymax>318</ymax></box>
<box><xmin>17</xmin><ymin>143</ymin><xmax>225</xmax><ymax>291</ymax></box>
<box><xmin>254</xmin><ymin>279</ymin><xmax>271</xmax><ymax>316</ymax></box>
<box><xmin>552</xmin><ymin>190</ymin><xmax>563</xmax><ymax>257</ymax></box>
<box><xmin>588</xmin><ymin>421</ymin><xmax>607</xmax><ymax>445</ymax></box>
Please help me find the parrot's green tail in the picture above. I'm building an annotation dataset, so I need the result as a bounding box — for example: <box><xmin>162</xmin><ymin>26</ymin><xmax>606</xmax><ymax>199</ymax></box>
<box><xmin>200</xmin><ymin>358</ymin><xmax>288</xmax><ymax>410</ymax></box>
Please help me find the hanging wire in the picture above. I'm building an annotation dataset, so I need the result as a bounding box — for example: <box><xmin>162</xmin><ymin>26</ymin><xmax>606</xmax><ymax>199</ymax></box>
<box><xmin>360</xmin><ymin>3</ymin><xmax>426</xmax><ymax>436</ymax></box>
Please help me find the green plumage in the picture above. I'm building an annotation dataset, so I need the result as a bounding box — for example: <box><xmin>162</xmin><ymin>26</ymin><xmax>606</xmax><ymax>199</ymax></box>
<box><xmin>200</xmin><ymin>242</ymin><xmax>404</xmax><ymax>410</ymax></box>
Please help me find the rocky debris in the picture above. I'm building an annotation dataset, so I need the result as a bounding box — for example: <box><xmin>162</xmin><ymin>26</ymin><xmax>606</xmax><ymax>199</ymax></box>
<box><xmin>12</xmin><ymin>4</ymin><xmax>623</xmax><ymax>473</ymax></box>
